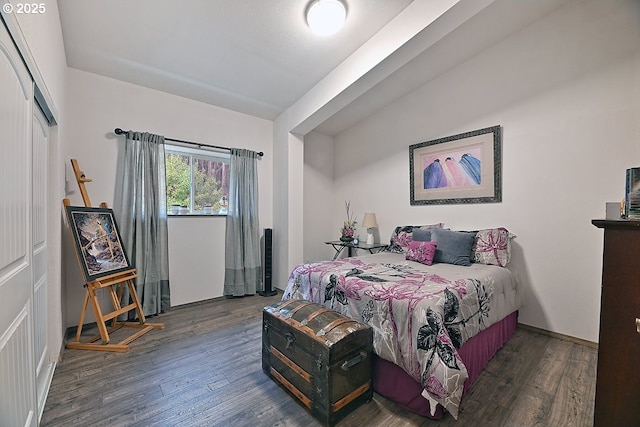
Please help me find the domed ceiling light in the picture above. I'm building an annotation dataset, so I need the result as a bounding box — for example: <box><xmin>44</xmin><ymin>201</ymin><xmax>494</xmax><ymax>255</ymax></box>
<box><xmin>306</xmin><ymin>0</ymin><xmax>347</xmax><ymax>37</ymax></box>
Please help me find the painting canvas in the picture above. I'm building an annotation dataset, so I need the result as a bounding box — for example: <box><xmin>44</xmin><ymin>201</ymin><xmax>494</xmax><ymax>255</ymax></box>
<box><xmin>65</xmin><ymin>206</ymin><xmax>132</xmax><ymax>281</ymax></box>
<box><xmin>410</xmin><ymin>126</ymin><xmax>501</xmax><ymax>205</ymax></box>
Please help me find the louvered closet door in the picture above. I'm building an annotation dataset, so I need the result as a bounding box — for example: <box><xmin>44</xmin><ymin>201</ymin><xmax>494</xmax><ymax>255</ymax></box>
<box><xmin>0</xmin><ymin>21</ymin><xmax>37</xmax><ymax>427</ymax></box>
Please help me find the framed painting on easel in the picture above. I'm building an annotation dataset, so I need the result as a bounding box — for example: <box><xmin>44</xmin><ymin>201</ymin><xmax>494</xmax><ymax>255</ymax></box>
<box><xmin>65</xmin><ymin>205</ymin><xmax>132</xmax><ymax>281</ymax></box>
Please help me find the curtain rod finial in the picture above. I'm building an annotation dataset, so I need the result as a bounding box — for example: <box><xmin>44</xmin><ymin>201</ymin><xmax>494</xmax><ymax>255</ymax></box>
<box><xmin>114</xmin><ymin>128</ymin><xmax>125</xmax><ymax>135</ymax></box>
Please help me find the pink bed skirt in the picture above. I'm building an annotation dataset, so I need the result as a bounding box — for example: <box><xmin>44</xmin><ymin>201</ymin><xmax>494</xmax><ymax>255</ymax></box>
<box><xmin>372</xmin><ymin>311</ymin><xmax>519</xmax><ymax>419</ymax></box>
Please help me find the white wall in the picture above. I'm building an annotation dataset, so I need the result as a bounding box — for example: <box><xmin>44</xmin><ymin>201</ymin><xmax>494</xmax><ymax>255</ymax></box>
<box><xmin>12</xmin><ymin>1</ymin><xmax>66</xmax><ymax>106</ymax></box>
<box><xmin>303</xmin><ymin>131</ymin><xmax>336</xmax><ymax>262</ymax></box>
<box><xmin>167</xmin><ymin>217</ymin><xmax>226</xmax><ymax>306</ymax></box>
<box><xmin>304</xmin><ymin>0</ymin><xmax>640</xmax><ymax>342</ymax></box>
<box><xmin>63</xmin><ymin>68</ymin><xmax>273</xmax><ymax>326</ymax></box>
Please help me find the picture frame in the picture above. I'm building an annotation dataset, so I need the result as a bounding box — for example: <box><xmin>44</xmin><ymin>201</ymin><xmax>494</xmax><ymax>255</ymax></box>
<box><xmin>409</xmin><ymin>125</ymin><xmax>502</xmax><ymax>205</ymax></box>
<box><xmin>65</xmin><ymin>205</ymin><xmax>132</xmax><ymax>281</ymax></box>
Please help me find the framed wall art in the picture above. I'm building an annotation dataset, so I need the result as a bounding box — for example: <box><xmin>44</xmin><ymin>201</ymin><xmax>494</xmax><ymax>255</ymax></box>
<box><xmin>65</xmin><ymin>205</ymin><xmax>132</xmax><ymax>281</ymax></box>
<box><xmin>409</xmin><ymin>125</ymin><xmax>502</xmax><ymax>205</ymax></box>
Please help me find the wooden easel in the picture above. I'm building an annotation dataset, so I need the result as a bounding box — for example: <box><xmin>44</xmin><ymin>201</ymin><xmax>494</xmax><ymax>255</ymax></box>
<box><xmin>64</xmin><ymin>159</ymin><xmax>164</xmax><ymax>352</ymax></box>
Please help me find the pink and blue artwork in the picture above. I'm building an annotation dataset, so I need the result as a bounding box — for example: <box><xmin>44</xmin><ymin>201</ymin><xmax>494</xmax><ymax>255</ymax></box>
<box><xmin>422</xmin><ymin>147</ymin><xmax>482</xmax><ymax>189</ymax></box>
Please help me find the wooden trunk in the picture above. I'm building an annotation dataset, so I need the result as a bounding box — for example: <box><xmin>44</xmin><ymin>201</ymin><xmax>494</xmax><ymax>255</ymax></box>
<box><xmin>262</xmin><ymin>300</ymin><xmax>373</xmax><ymax>427</ymax></box>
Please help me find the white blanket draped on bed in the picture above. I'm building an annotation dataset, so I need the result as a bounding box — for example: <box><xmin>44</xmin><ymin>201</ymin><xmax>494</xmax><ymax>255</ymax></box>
<box><xmin>282</xmin><ymin>252</ymin><xmax>523</xmax><ymax>418</ymax></box>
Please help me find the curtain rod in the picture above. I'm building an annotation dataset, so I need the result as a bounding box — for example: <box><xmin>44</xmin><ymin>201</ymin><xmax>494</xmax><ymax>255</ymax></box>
<box><xmin>114</xmin><ymin>128</ymin><xmax>264</xmax><ymax>157</ymax></box>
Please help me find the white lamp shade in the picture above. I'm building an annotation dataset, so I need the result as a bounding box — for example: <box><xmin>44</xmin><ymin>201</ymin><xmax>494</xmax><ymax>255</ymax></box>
<box><xmin>306</xmin><ymin>0</ymin><xmax>346</xmax><ymax>36</ymax></box>
<box><xmin>362</xmin><ymin>212</ymin><xmax>378</xmax><ymax>229</ymax></box>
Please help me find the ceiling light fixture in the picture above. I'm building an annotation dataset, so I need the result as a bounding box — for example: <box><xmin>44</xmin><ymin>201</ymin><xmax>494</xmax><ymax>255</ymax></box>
<box><xmin>306</xmin><ymin>0</ymin><xmax>347</xmax><ymax>37</ymax></box>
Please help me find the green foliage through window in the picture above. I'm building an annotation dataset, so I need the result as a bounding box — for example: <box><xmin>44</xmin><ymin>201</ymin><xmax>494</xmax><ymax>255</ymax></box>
<box><xmin>165</xmin><ymin>147</ymin><xmax>229</xmax><ymax>214</ymax></box>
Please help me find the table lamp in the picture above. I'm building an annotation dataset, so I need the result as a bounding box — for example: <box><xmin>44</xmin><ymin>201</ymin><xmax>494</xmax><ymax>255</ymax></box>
<box><xmin>362</xmin><ymin>212</ymin><xmax>378</xmax><ymax>245</ymax></box>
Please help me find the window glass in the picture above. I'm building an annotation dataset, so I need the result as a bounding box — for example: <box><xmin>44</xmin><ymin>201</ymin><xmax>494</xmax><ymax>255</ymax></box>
<box><xmin>165</xmin><ymin>145</ymin><xmax>229</xmax><ymax>214</ymax></box>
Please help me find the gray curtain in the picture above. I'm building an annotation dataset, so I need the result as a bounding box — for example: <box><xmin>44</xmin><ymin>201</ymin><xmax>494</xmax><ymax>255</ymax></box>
<box><xmin>114</xmin><ymin>131</ymin><xmax>171</xmax><ymax>316</ymax></box>
<box><xmin>224</xmin><ymin>148</ymin><xmax>262</xmax><ymax>296</ymax></box>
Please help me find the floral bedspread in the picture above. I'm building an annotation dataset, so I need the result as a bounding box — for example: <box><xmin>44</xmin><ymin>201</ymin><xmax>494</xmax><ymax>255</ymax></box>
<box><xmin>282</xmin><ymin>252</ymin><xmax>522</xmax><ymax>419</ymax></box>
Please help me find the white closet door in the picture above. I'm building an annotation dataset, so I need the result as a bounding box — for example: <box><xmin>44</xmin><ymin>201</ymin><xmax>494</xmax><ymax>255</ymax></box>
<box><xmin>32</xmin><ymin>105</ymin><xmax>51</xmax><ymax>418</ymax></box>
<box><xmin>0</xmin><ymin>21</ymin><xmax>37</xmax><ymax>427</ymax></box>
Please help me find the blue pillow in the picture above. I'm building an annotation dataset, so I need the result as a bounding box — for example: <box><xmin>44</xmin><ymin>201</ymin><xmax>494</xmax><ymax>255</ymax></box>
<box><xmin>430</xmin><ymin>228</ymin><xmax>477</xmax><ymax>266</ymax></box>
<box><xmin>412</xmin><ymin>228</ymin><xmax>432</xmax><ymax>241</ymax></box>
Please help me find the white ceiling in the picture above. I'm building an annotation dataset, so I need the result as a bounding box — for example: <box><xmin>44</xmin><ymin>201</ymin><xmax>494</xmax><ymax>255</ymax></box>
<box><xmin>58</xmin><ymin>0</ymin><xmax>578</xmax><ymax>136</ymax></box>
<box><xmin>57</xmin><ymin>0</ymin><xmax>414</xmax><ymax>121</ymax></box>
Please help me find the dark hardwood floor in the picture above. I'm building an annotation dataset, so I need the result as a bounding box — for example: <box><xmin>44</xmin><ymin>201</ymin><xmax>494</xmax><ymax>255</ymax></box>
<box><xmin>41</xmin><ymin>292</ymin><xmax>596</xmax><ymax>426</ymax></box>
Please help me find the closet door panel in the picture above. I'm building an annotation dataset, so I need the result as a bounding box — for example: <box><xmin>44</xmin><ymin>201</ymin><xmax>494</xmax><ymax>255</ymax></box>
<box><xmin>0</xmin><ymin>21</ymin><xmax>36</xmax><ymax>427</ymax></box>
<box><xmin>33</xmin><ymin>106</ymin><xmax>50</xmax><ymax>415</ymax></box>
<box><xmin>32</xmin><ymin>108</ymin><xmax>48</xmax><ymax>294</ymax></box>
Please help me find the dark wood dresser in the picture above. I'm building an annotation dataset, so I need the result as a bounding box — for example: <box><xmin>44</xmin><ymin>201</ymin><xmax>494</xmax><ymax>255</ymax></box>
<box><xmin>592</xmin><ymin>220</ymin><xmax>640</xmax><ymax>427</ymax></box>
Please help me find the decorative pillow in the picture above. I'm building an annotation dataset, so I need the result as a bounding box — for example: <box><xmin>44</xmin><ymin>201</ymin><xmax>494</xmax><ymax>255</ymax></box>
<box><xmin>430</xmin><ymin>228</ymin><xmax>476</xmax><ymax>266</ymax></box>
<box><xmin>412</xmin><ymin>228</ymin><xmax>432</xmax><ymax>242</ymax></box>
<box><xmin>472</xmin><ymin>227</ymin><xmax>515</xmax><ymax>267</ymax></box>
<box><xmin>406</xmin><ymin>240</ymin><xmax>438</xmax><ymax>266</ymax></box>
<box><xmin>388</xmin><ymin>223</ymin><xmax>444</xmax><ymax>253</ymax></box>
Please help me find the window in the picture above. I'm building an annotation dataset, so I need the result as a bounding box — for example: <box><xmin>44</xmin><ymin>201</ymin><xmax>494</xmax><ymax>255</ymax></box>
<box><xmin>165</xmin><ymin>145</ymin><xmax>230</xmax><ymax>215</ymax></box>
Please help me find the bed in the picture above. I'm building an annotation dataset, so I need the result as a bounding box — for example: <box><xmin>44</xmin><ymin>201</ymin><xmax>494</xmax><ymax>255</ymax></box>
<box><xmin>281</xmin><ymin>225</ymin><xmax>523</xmax><ymax>419</ymax></box>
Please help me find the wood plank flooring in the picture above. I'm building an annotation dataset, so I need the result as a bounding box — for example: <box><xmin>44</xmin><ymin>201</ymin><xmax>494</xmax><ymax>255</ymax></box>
<box><xmin>41</xmin><ymin>292</ymin><xmax>597</xmax><ymax>426</ymax></box>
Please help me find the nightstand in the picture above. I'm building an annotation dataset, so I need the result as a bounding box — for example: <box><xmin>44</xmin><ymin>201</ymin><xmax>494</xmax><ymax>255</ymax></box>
<box><xmin>325</xmin><ymin>241</ymin><xmax>388</xmax><ymax>260</ymax></box>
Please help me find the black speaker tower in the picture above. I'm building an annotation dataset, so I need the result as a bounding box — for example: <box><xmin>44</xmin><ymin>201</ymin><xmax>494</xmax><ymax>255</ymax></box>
<box><xmin>259</xmin><ymin>228</ymin><xmax>277</xmax><ymax>296</ymax></box>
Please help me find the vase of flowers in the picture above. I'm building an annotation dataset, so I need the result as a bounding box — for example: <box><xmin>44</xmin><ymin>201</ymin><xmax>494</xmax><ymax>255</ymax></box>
<box><xmin>340</xmin><ymin>201</ymin><xmax>357</xmax><ymax>242</ymax></box>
